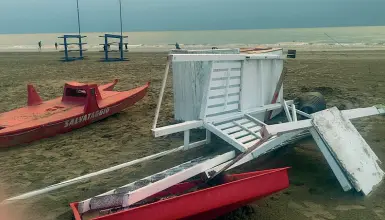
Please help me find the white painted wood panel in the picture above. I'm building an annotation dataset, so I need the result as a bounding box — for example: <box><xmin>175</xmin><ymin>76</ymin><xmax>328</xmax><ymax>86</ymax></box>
<box><xmin>212</xmin><ymin>61</ymin><xmax>242</xmax><ymax>70</ymax></box>
<box><xmin>210</xmin><ymin>78</ymin><xmax>241</xmax><ymax>88</ymax></box>
<box><xmin>309</xmin><ymin>128</ymin><xmax>353</xmax><ymax>191</ymax></box>
<box><xmin>208</xmin><ymin>87</ymin><xmax>241</xmax><ymax>98</ymax></box>
<box><xmin>171</xmin><ymin>49</ymin><xmax>239</xmax><ymax>122</ymax></box>
<box><xmin>211</xmin><ymin>70</ymin><xmax>241</xmax><ymax>79</ymax></box>
<box><xmin>312</xmin><ymin>107</ymin><xmax>384</xmax><ymax>195</ymax></box>
<box><xmin>215</xmin><ymin>118</ymin><xmax>249</xmax><ymax>130</ymax></box>
<box><xmin>229</xmin><ymin>126</ymin><xmax>261</xmax><ymax>138</ymax></box>
<box><xmin>222</xmin><ymin>122</ymin><xmax>257</xmax><ymax>134</ymax></box>
<box><xmin>207</xmin><ymin>94</ymin><xmax>240</xmax><ymax>106</ymax></box>
<box><xmin>237</xmin><ymin>134</ymin><xmax>257</xmax><ymax>144</ymax></box>
<box><xmin>206</xmin><ymin>103</ymin><xmax>239</xmax><ymax>115</ymax></box>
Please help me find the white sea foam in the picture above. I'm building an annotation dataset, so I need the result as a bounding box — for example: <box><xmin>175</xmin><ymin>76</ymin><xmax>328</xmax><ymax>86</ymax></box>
<box><xmin>0</xmin><ymin>26</ymin><xmax>385</xmax><ymax>52</ymax></box>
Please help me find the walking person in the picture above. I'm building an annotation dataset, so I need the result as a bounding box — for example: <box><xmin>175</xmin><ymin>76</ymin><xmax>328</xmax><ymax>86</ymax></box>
<box><xmin>38</xmin><ymin>41</ymin><xmax>42</xmax><ymax>51</ymax></box>
<box><xmin>55</xmin><ymin>42</ymin><xmax>58</xmax><ymax>50</ymax></box>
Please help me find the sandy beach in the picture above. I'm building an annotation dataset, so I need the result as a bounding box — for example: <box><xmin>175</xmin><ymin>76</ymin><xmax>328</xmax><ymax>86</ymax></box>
<box><xmin>0</xmin><ymin>49</ymin><xmax>385</xmax><ymax>220</ymax></box>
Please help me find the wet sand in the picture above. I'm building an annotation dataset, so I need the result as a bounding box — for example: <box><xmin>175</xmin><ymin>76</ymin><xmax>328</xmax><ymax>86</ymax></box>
<box><xmin>0</xmin><ymin>50</ymin><xmax>384</xmax><ymax>220</ymax></box>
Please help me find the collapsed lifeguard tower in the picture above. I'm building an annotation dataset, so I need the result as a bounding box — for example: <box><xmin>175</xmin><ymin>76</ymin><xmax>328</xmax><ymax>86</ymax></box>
<box><xmin>4</xmin><ymin>48</ymin><xmax>385</xmax><ymax>216</ymax></box>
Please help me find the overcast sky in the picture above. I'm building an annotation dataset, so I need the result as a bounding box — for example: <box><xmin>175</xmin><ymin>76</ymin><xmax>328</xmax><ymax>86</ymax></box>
<box><xmin>0</xmin><ymin>0</ymin><xmax>384</xmax><ymax>34</ymax></box>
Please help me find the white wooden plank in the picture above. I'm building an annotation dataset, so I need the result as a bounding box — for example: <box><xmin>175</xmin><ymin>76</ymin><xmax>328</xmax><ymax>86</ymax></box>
<box><xmin>245</xmin><ymin>139</ymin><xmax>260</xmax><ymax>149</ymax></box>
<box><xmin>206</xmin><ymin>103</ymin><xmax>239</xmax><ymax>116</ymax></box>
<box><xmin>245</xmin><ymin>114</ymin><xmax>267</xmax><ymax>126</ymax></box>
<box><xmin>237</xmin><ymin>134</ymin><xmax>257</xmax><ymax>144</ymax></box>
<box><xmin>263</xmin><ymin>120</ymin><xmax>312</xmax><ymax>136</ymax></box>
<box><xmin>198</xmin><ymin>63</ymin><xmax>214</xmax><ymax>121</ymax></box>
<box><xmin>233</xmin><ymin>121</ymin><xmax>261</xmax><ymax>136</ymax></box>
<box><xmin>171</xmin><ymin>54</ymin><xmax>284</xmax><ymax>62</ymax></box>
<box><xmin>153</xmin><ymin>58</ymin><xmax>171</xmax><ymax>129</ymax></box>
<box><xmin>341</xmin><ymin>106</ymin><xmax>381</xmax><ymax>120</ymax></box>
<box><xmin>212</xmin><ymin>61</ymin><xmax>242</xmax><ymax>70</ymax></box>
<box><xmin>288</xmin><ymin>105</ymin><xmax>313</xmax><ymax>119</ymax></box>
<box><xmin>4</xmin><ymin>139</ymin><xmax>203</xmax><ymax>204</ymax></box>
<box><xmin>210</xmin><ymin>78</ymin><xmax>241</xmax><ymax>88</ymax></box>
<box><xmin>309</xmin><ymin>128</ymin><xmax>353</xmax><ymax>191</ymax></box>
<box><xmin>206</xmin><ymin>131</ymin><xmax>304</xmax><ymax>174</ymax></box>
<box><xmin>206</xmin><ymin>101</ymin><xmax>293</xmax><ymax>124</ymax></box>
<box><xmin>229</xmin><ymin>126</ymin><xmax>261</xmax><ymax>139</ymax></box>
<box><xmin>205</xmin><ymin>129</ymin><xmax>211</xmax><ymax>144</ymax></box>
<box><xmin>183</xmin><ymin>130</ymin><xmax>190</xmax><ymax>148</ymax></box>
<box><xmin>127</xmin><ymin>151</ymin><xmax>235</xmax><ymax>206</ymax></box>
<box><xmin>222</xmin><ymin>121</ymin><xmax>257</xmax><ymax>134</ymax></box>
<box><xmin>208</xmin><ymin>86</ymin><xmax>240</xmax><ymax>97</ymax></box>
<box><xmin>283</xmin><ymin>100</ymin><xmax>292</xmax><ymax>122</ymax></box>
<box><xmin>292</xmin><ymin>104</ymin><xmax>298</xmax><ymax>121</ymax></box>
<box><xmin>215</xmin><ymin>118</ymin><xmax>249</xmax><ymax>130</ymax></box>
<box><xmin>79</xmin><ymin>151</ymin><xmax>236</xmax><ymax>212</ymax></box>
<box><xmin>264</xmin><ymin>105</ymin><xmax>384</xmax><ymax>137</ymax></box>
<box><xmin>312</xmin><ymin>107</ymin><xmax>384</xmax><ymax>195</ymax></box>
<box><xmin>207</xmin><ymin>94</ymin><xmax>240</xmax><ymax>106</ymax></box>
<box><xmin>152</xmin><ymin>120</ymin><xmax>204</xmax><ymax>137</ymax></box>
<box><xmin>205</xmin><ymin>123</ymin><xmax>248</xmax><ymax>152</ymax></box>
<box><xmin>211</xmin><ymin>70</ymin><xmax>241</xmax><ymax>79</ymax></box>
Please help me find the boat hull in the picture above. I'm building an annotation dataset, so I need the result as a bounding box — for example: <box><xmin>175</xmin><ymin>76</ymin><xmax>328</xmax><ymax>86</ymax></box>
<box><xmin>70</xmin><ymin>168</ymin><xmax>289</xmax><ymax>220</ymax></box>
<box><xmin>0</xmin><ymin>84</ymin><xmax>148</xmax><ymax>148</ymax></box>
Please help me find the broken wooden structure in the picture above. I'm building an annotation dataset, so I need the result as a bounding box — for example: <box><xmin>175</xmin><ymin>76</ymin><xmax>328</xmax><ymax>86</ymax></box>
<box><xmin>3</xmin><ymin>52</ymin><xmax>384</xmax><ymax>219</ymax></box>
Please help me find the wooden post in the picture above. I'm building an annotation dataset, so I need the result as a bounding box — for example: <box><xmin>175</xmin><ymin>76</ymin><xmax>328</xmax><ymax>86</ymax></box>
<box><xmin>79</xmin><ymin>36</ymin><xmax>83</xmax><ymax>58</ymax></box>
<box><xmin>152</xmin><ymin>56</ymin><xmax>171</xmax><ymax>129</ymax></box>
<box><xmin>64</xmin><ymin>37</ymin><xmax>68</xmax><ymax>61</ymax></box>
<box><xmin>104</xmin><ymin>35</ymin><xmax>108</xmax><ymax>61</ymax></box>
<box><xmin>264</xmin><ymin>67</ymin><xmax>287</xmax><ymax>122</ymax></box>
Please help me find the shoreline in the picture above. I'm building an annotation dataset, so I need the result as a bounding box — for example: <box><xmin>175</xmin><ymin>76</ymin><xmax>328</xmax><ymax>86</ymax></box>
<box><xmin>1</xmin><ymin>45</ymin><xmax>385</xmax><ymax>53</ymax></box>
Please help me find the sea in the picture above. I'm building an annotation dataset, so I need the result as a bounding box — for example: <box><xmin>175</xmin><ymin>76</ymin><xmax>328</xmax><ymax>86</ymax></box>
<box><xmin>0</xmin><ymin>26</ymin><xmax>385</xmax><ymax>52</ymax></box>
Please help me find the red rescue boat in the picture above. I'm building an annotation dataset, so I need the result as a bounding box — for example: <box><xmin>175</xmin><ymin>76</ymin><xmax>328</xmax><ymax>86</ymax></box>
<box><xmin>0</xmin><ymin>79</ymin><xmax>149</xmax><ymax>148</ymax></box>
<box><xmin>70</xmin><ymin>167</ymin><xmax>289</xmax><ymax>220</ymax></box>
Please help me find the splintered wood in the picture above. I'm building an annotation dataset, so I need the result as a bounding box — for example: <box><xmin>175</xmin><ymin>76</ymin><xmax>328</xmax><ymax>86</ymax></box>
<box><xmin>312</xmin><ymin>107</ymin><xmax>384</xmax><ymax>195</ymax></box>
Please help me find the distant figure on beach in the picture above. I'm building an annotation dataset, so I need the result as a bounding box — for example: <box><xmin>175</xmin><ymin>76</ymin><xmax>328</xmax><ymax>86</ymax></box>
<box><xmin>175</xmin><ymin>42</ymin><xmax>181</xmax><ymax>49</ymax></box>
<box><xmin>38</xmin><ymin>41</ymin><xmax>42</xmax><ymax>51</ymax></box>
<box><xmin>124</xmin><ymin>43</ymin><xmax>128</xmax><ymax>50</ymax></box>
<box><xmin>55</xmin><ymin>42</ymin><xmax>58</xmax><ymax>50</ymax></box>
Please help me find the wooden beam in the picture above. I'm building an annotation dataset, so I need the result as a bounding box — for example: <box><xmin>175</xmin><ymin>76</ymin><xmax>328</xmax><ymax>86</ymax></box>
<box><xmin>152</xmin><ymin>120</ymin><xmax>204</xmax><ymax>137</ymax></box>
<box><xmin>288</xmin><ymin>105</ymin><xmax>313</xmax><ymax>119</ymax></box>
<box><xmin>309</xmin><ymin>128</ymin><xmax>353</xmax><ymax>191</ymax></box>
<box><xmin>211</xmin><ymin>101</ymin><xmax>293</xmax><ymax>125</ymax></box>
<box><xmin>3</xmin><ymin>140</ymin><xmax>207</xmax><ymax>204</ymax></box>
<box><xmin>341</xmin><ymin>106</ymin><xmax>382</xmax><ymax>120</ymax></box>
<box><xmin>205</xmin><ymin>123</ymin><xmax>248</xmax><ymax>152</ymax></box>
<box><xmin>263</xmin><ymin>120</ymin><xmax>311</xmax><ymax>137</ymax></box>
<box><xmin>245</xmin><ymin>114</ymin><xmax>267</xmax><ymax>126</ymax></box>
<box><xmin>152</xmin><ymin>56</ymin><xmax>171</xmax><ymax>129</ymax></box>
<box><xmin>171</xmin><ymin>54</ymin><xmax>285</xmax><ymax>62</ymax></box>
<box><xmin>283</xmin><ymin>100</ymin><xmax>293</xmax><ymax>122</ymax></box>
<box><xmin>206</xmin><ymin>131</ymin><xmax>304</xmax><ymax>174</ymax></box>
<box><xmin>263</xmin><ymin>105</ymin><xmax>385</xmax><ymax>137</ymax></box>
<box><xmin>292</xmin><ymin>104</ymin><xmax>298</xmax><ymax>121</ymax></box>
<box><xmin>79</xmin><ymin>151</ymin><xmax>236</xmax><ymax>212</ymax></box>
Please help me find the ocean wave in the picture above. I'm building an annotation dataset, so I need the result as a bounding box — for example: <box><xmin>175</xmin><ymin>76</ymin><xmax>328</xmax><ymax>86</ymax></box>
<box><xmin>0</xmin><ymin>42</ymin><xmax>384</xmax><ymax>52</ymax></box>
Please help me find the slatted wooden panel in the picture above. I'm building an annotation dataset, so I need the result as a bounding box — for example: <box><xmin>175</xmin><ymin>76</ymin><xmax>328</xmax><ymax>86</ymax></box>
<box><xmin>205</xmin><ymin>116</ymin><xmax>263</xmax><ymax>152</ymax></box>
<box><xmin>171</xmin><ymin>49</ymin><xmax>240</xmax><ymax>122</ymax></box>
<box><xmin>201</xmin><ymin>61</ymin><xmax>242</xmax><ymax>122</ymax></box>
